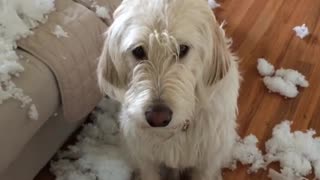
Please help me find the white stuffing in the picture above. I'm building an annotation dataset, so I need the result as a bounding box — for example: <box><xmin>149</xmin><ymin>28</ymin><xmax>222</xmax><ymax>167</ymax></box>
<box><xmin>51</xmin><ymin>98</ymin><xmax>320</xmax><ymax>180</ymax></box>
<box><xmin>52</xmin><ymin>25</ymin><xmax>69</xmax><ymax>38</ymax></box>
<box><xmin>265</xmin><ymin>120</ymin><xmax>320</xmax><ymax>179</ymax></box>
<box><xmin>275</xmin><ymin>68</ymin><xmax>309</xmax><ymax>88</ymax></box>
<box><xmin>51</xmin><ymin>98</ymin><xmax>132</xmax><ymax>180</ymax></box>
<box><xmin>257</xmin><ymin>58</ymin><xmax>275</xmax><ymax>76</ymax></box>
<box><xmin>263</xmin><ymin>76</ymin><xmax>299</xmax><ymax>98</ymax></box>
<box><xmin>95</xmin><ymin>5</ymin><xmax>111</xmax><ymax>20</ymax></box>
<box><xmin>208</xmin><ymin>0</ymin><xmax>220</xmax><ymax>9</ymax></box>
<box><xmin>0</xmin><ymin>0</ymin><xmax>55</xmax><ymax>120</ymax></box>
<box><xmin>229</xmin><ymin>134</ymin><xmax>265</xmax><ymax>173</ymax></box>
<box><xmin>267</xmin><ymin>168</ymin><xmax>306</xmax><ymax>180</ymax></box>
<box><xmin>257</xmin><ymin>59</ymin><xmax>309</xmax><ymax>98</ymax></box>
<box><xmin>28</xmin><ymin>104</ymin><xmax>39</xmax><ymax>120</ymax></box>
<box><xmin>0</xmin><ymin>0</ymin><xmax>55</xmax><ymax>41</ymax></box>
<box><xmin>293</xmin><ymin>24</ymin><xmax>309</xmax><ymax>39</ymax></box>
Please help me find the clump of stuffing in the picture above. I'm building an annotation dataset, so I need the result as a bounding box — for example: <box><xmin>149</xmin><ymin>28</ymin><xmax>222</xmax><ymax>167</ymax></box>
<box><xmin>263</xmin><ymin>76</ymin><xmax>298</xmax><ymax>98</ymax></box>
<box><xmin>293</xmin><ymin>24</ymin><xmax>309</xmax><ymax>39</ymax></box>
<box><xmin>257</xmin><ymin>58</ymin><xmax>275</xmax><ymax>76</ymax></box>
<box><xmin>95</xmin><ymin>5</ymin><xmax>111</xmax><ymax>20</ymax></box>
<box><xmin>52</xmin><ymin>25</ymin><xmax>69</xmax><ymax>38</ymax></box>
<box><xmin>229</xmin><ymin>134</ymin><xmax>265</xmax><ymax>173</ymax></box>
<box><xmin>51</xmin><ymin>98</ymin><xmax>133</xmax><ymax>180</ymax></box>
<box><xmin>208</xmin><ymin>0</ymin><xmax>220</xmax><ymax>9</ymax></box>
<box><xmin>228</xmin><ymin>121</ymin><xmax>320</xmax><ymax>179</ymax></box>
<box><xmin>275</xmin><ymin>68</ymin><xmax>309</xmax><ymax>88</ymax></box>
<box><xmin>0</xmin><ymin>0</ymin><xmax>55</xmax><ymax>120</ymax></box>
<box><xmin>28</xmin><ymin>104</ymin><xmax>39</xmax><ymax>120</ymax></box>
<box><xmin>257</xmin><ymin>59</ymin><xmax>309</xmax><ymax>98</ymax></box>
<box><xmin>265</xmin><ymin>120</ymin><xmax>320</xmax><ymax>179</ymax></box>
<box><xmin>0</xmin><ymin>0</ymin><xmax>55</xmax><ymax>41</ymax></box>
<box><xmin>267</xmin><ymin>168</ymin><xmax>306</xmax><ymax>180</ymax></box>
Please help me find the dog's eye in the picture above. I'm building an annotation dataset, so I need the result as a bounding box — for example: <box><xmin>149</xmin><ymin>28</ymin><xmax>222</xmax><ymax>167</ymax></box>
<box><xmin>132</xmin><ymin>46</ymin><xmax>146</xmax><ymax>60</ymax></box>
<box><xmin>179</xmin><ymin>44</ymin><xmax>189</xmax><ymax>59</ymax></box>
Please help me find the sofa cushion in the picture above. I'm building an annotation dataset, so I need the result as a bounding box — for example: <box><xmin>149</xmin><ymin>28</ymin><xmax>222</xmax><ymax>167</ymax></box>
<box><xmin>0</xmin><ymin>50</ymin><xmax>60</xmax><ymax>173</ymax></box>
<box><xmin>18</xmin><ymin>1</ymin><xmax>106</xmax><ymax>122</ymax></box>
<box><xmin>74</xmin><ymin>0</ymin><xmax>122</xmax><ymax>25</ymax></box>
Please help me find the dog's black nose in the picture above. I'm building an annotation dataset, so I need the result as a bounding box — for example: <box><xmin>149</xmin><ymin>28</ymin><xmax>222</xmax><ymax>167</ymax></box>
<box><xmin>145</xmin><ymin>104</ymin><xmax>173</xmax><ymax>127</ymax></box>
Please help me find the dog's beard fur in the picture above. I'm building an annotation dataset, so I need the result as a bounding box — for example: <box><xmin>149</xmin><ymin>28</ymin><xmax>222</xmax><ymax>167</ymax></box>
<box><xmin>121</xmin><ymin>31</ymin><xmax>197</xmax><ymax>137</ymax></box>
<box><xmin>97</xmin><ymin>0</ymin><xmax>240</xmax><ymax>179</ymax></box>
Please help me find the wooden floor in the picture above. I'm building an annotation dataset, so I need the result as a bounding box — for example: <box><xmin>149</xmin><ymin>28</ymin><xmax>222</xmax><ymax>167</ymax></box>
<box><xmin>35</xmin><ymin>0</ymin><xmax>320</xmax><ymax>179</ymax></box>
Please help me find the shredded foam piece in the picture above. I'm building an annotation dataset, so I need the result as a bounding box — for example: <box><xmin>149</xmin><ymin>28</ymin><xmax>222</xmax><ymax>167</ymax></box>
<box><xmin>28</xmin><ymin>104</ymin><xmax>39</xmax><ymax>120</ymax></box>
<box><xmin>52</xmin><ymin>25</ymin><xmax>69</xmax><ymax>38</ymax></box>
<box><xmin>265</xmin><ymin>120</ymin><xmax>320</xmax><ymax>179</ymax></box>
<box><xmin>95</xmin><ymin>5</ymin><xmax>111</xmax><ymax>19</ymax></box>
<box><xmin>263</xmin><ymin>76</ymin><xmax>299</xmax><ymax>98</ymax></box>
<box><xmin>229</xmin><ymin>134</ymin><xmax>265</xmax><ymax>173</ymax></box>
<box><xmin>208</xmin><ymin>0</ymin><xmax>220</xmax><ymax>9</ymax></box>
<box><xmin>51</xmin><ymin>98</ymin><xmax>132</xmax><ymax>180</ymax></box>
<box><xmin>257</xmin><ymin>58</ymin><xmax>275</xmax><ymax>76</ymax></box>
<box><xmin>293</xmin><ymin>24</ymin><xmax>309</xmax><ymax>39</ymax></box>
<box><xmin>257</xmin><ymin>59</ymin><xmax>309</xmax><ymax>98</ymax></box>
<box><xmin>0</xmin><ymin>0</ymin><xmax>55</xmax><ymax>119</ymax></box>
<box><xmin>275</xmin><ymin>68</ymin><xmax>309</xmax><ymax>88</ymax></box>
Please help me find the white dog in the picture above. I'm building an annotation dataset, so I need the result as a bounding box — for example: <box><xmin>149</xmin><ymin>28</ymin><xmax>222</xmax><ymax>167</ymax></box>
<box><xmin>97</xmin><ymin>0</ymin><xmax>240</xmax><ymax>179</ymax></box>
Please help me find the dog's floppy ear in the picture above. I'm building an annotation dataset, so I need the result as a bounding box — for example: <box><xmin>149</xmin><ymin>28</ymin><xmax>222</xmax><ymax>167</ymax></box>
<box><xmin>203</xmin><ymin>19</ymin><xmax>233</xmax><ymax>86</ymax></box>
<box><xmin>97</xmin><ymin>33</ymin><xmax>127</xmax><ymax>95</ymax></box>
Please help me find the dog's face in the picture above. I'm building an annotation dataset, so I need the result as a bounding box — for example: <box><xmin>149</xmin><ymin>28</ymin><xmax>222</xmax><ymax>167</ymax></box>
<box><xmin>98</xmin><ymin>0</ymin><xmax>231</xmax><ymax>132</ymax></box>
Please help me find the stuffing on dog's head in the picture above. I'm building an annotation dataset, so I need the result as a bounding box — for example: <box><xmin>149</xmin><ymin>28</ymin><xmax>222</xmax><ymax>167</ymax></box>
<box><xmin>97</xmin><ymin>0</ymin><xmax>233</xmax><ymax>132</ymax></box>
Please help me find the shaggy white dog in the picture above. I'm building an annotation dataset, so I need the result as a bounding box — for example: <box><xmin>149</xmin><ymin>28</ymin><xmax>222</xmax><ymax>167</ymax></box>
<box><xmin>97</xmin><ymin>0</ymin><xmax>240</xmax><ymax>179</ymax></box>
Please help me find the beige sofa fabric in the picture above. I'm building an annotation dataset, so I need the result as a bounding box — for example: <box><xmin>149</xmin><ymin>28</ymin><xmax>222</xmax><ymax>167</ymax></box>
<box><xmin>75</xmin><ymin>0</ymin><xmax>122</xmax><ymax>25</ymax></box>
<box><xmin>1</xmin><ymin>109</ymin><xmax>85</xmax><ymax>180</ymax></box>
<box><xmin>0</xmin><ymin>50</ymin><xmax>60</xmax><ymax>173</ymax></box>
<box><xmin>18</xmin><ymin>1</ymin><xmax>107</xmax><ymax>122</ymax></box>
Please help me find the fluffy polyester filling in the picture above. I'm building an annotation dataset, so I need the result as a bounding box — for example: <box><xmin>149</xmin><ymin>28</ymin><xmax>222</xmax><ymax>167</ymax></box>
<box><xmin>0</xmin><ymin>0</ymin><xmax>55</xmax><ymax>120</ymax></box>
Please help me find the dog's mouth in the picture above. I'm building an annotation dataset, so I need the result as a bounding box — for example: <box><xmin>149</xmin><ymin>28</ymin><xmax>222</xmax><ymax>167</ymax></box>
<box><xmin>136</xmin><ymin>120</ymin><xmax>191</xmax><ymax>140</ymax></box>
<box><xmin>140</xmin><ymin>119</ymin><xmax>190</xmax><ymax>132</ymax></box>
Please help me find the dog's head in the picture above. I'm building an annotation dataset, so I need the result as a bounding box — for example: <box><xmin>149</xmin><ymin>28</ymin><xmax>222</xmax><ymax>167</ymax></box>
<box><xmin>97</xmin><ymin>0</ymin><xmax>233</xmax><ymax>132</ymax></box>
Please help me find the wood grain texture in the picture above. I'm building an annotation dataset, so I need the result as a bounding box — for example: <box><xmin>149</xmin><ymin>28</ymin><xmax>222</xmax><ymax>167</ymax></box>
<box><xmin>217</xmin><ymin>0</ymin><xmax>320</xmax><ymax>179</ymax></box>
<box><xmin>35</xmin><ymin>0</ymin><xmax>320</xmax><ymax>179</ymax></box>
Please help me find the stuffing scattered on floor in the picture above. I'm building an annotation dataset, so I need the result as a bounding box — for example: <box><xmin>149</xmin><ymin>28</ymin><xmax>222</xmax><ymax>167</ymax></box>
<box><xmin>51</xmin><ymin>98</ymin><xmax>133</xmax><ymax>180</ymax></box>
<box><xmin>0</xmin><ymin>0</ymin><xmax>55</xmax><ymax>119</ymax></box>
<box><xmin>275</xmin><ymin>68</ymin><xmax>309</xmax><ymax>88</ymax></box>
<box><xmin>229</xmin><ymin>120</ymin><xmax>320</xmax><ymax>180</ymax></box>
<box><xmin>229</xmin><ymin>134</ymin><xmax>265</xmax><ymax>173</ymax></box>
<box><xmin>263</xmin><ymin>76</ymin><xmax>299</xmax><ymax>98</ymax></box>
<box><xmin>265</xmin><ymin>121</ymin><xmax>320</xmax><ymax>179</ymax></box>
<box><xmin>257</xmin><ymin>58</ymin><xmax>275</xmax><ymax>76</ymax></box>
<box><xmin>51</xmin><ymin>98</ymin><xmax>320</xmax><ymax>180</ymax></box>
<box><xmin>52</xmin><ymin>25</ymin><xmax>69</xmax><ymax>38</ymax></box>
<box><xmin>293</xmin><ymin>24</ymin><xmax>309</xmax><ymax>39</ymax></box>
<box><xmin>256</xmin><ymin>58</ymin><xmax>309</xmax><ymax>98</ymax></box>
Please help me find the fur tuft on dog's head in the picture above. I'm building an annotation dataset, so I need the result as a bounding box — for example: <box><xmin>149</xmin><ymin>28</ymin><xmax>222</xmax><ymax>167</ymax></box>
<box><xmin>97</xmin><ymin>0</ymin><xmax>235</xmax><ymax>131</ymax></box>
